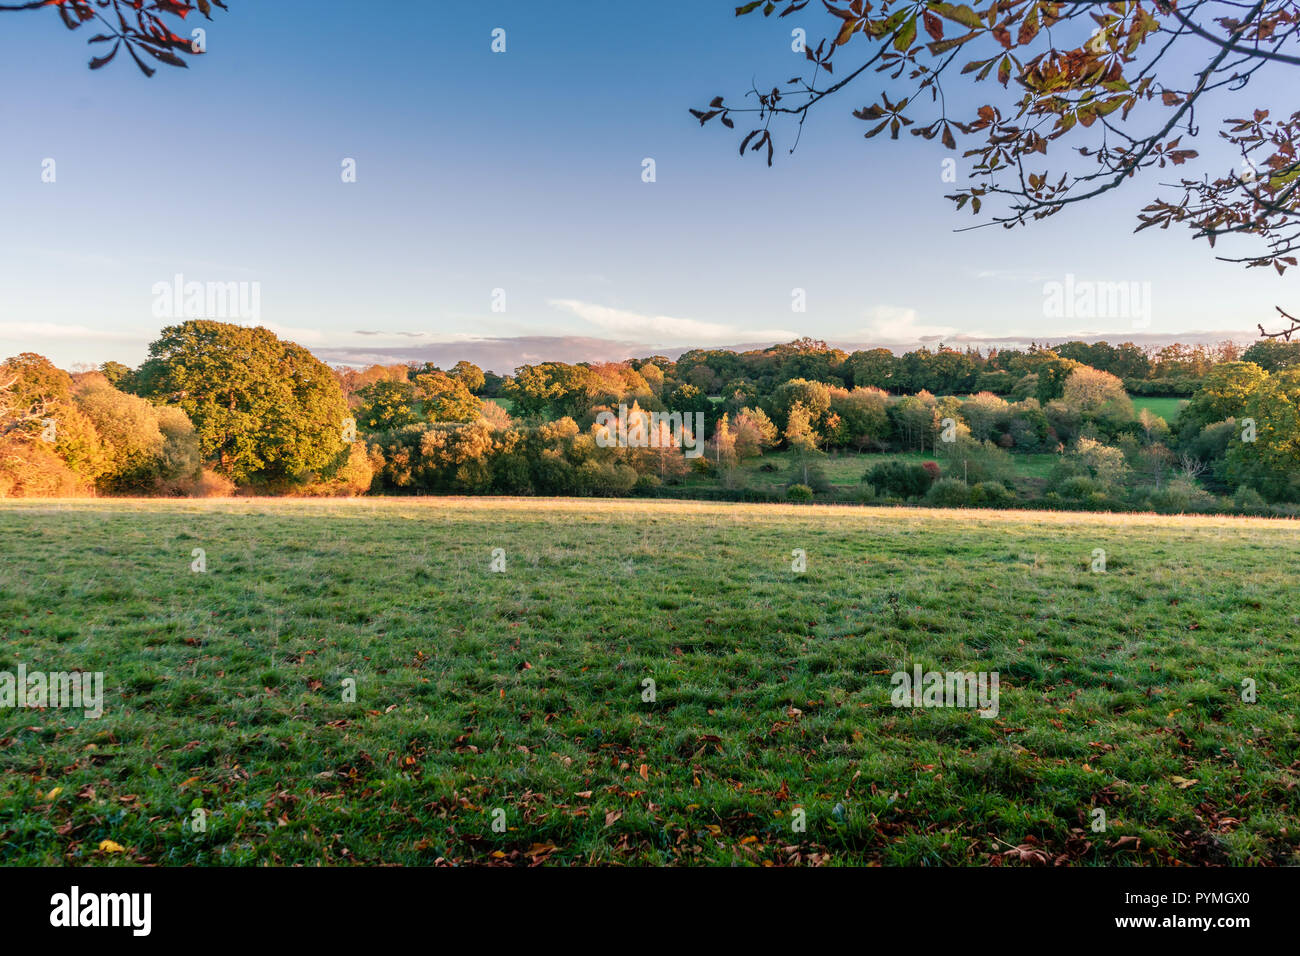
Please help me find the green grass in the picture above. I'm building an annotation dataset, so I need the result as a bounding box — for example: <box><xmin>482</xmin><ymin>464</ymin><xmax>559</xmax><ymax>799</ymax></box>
<box><xmin>683</xmin><ymin>448</ymin><xmax>1057</xmax><ymax>491</ymax></box>
<box><xmin>1</xmin><ymin>498</ymin><xmax>1297</xmax><ymax>866</ymax></box>
<box><xmin>1130</xmin><ymin>396</ymin><xmax>1186</xmax><ymax>423</ymax></box>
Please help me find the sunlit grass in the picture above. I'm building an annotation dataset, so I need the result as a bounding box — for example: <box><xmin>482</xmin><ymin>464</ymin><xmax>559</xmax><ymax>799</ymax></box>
<box><xmin>1</xmin><ymin>497</ymin><xmax>1297</xmax><ymax>865</ymax></box>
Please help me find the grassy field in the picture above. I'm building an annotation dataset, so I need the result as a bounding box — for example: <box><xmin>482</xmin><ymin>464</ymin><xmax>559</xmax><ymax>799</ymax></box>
<box><xmin>1131</xmin><ymin>396</ymin><xmax>1187</xmax><ymax>423</ymax></box>
<box><xmin>1</xmin><ymin>498</ymin><xmax>1297</xmax><ymax>866</ymax></box>
<box><xmin>677</xmin><ymin>448</ymin><xmax>1058</xmax><ymax>496</ymax></box>
<box><xmin>774</xmin><ymin>449</ymin><xmax>1054</xmax><ymax>484</ymax></box>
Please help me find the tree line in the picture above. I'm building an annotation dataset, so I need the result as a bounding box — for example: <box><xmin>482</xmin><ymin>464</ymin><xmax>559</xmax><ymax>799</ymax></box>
<box><xmin>3</xmin><ymin>321</ymin><xmax>1299</xmax><ymax>511</ymax></box>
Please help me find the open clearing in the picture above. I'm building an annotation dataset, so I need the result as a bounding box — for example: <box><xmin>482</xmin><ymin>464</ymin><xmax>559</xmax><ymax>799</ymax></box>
<box><xmin>1131</xmin><ymin>395</ymin><xmax>1188</xmax><ymax>423</ymax></box>
<box><xmin>1</xmin><ymin>497</ymin><xmax>1297</xmax><ymax>865</ymax></box>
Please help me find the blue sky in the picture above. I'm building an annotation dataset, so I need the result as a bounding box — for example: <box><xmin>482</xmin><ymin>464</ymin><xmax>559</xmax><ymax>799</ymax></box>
<box><xmin>0</xmin><ymin>0</ymin><xmax>1292</xmax><ymax>371</ymax></box>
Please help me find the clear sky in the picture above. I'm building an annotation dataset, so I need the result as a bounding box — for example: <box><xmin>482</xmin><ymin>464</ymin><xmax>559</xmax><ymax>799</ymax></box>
<box><xmin>0</xmin><ymin>0</ymin><xmax>1293</xmax><ymax>371</ymax></box>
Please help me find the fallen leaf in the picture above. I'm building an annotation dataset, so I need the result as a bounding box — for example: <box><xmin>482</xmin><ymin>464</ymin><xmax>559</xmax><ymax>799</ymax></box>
<box><xmin>1002</xmin><ymin>843</ymin><xmax>1049</xmax><ymax>865</ymax></box>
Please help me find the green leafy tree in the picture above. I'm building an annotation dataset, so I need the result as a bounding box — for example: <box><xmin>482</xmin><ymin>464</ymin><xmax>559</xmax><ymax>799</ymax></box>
<box><xmin>783</xmin><ymin>401</ymin><xmax>823</xmax><ymax>486</ymax></box>
<box><xmin>450</xmin><ymin>360</ymin><xmax>486</xmax><ymax>394</ymax></box>
<box><xmin>1035</xmin><ymin>357</ymin><xmax>1082</xmax><ymax>405</ymax></box>
<box><xmin>358</xmin><ymin>380</ymin><xmax>420</xmax><ymax>433</ymax></box>
<box><xmin>828</xmin><ymin>386</ymin><xmax>891</xmax><ymax>450</ymax></box>
<box><xmin>135</xmin><ymin>320</ymin><xmax>348</xmax><ymax>484</ymax></box>
<box><xmin>769</xmin><ymin>378</ymin><xmax>832</xmax><ymax>432</ymax></box>
<box><xmin>1179</xmin><ymin>362</ymin><xmax>1269</xmax><ymax>436</ymax></box>
<box><xmin>666</xmin><ymin>382</ymin><xmax>714</xmax><ymax>435</ymax></box>
<box><xmin>848</xmin><ymin>348</ymin><xmax>900</xmax><ymax>391</ymax></box>
<box><xmin>959</xmin><ymin>391</ymin><xmax>1010</xmax><ymax>443</ymax></box>
<box><xmin>506</xmin><ymin>363</ymin><xmax>601</xmax><ymax>420</ymax></box>
<box><xmin>719</xmin><ymin>378</ymin><xmax>759</xmax><ymax>417</ymax></box>
<box><xmin>154</xmin><ymin>404</ymin><xmax>203</xmax><ymax>489</ymax></box>
<box><xmin>98</xmin><ymin>361</ymin><xmax>133</xmax><ymax>389</ymax></box>
<box><xmin>1240</xmin><ymin>340</ymin><xmax>1300</xmax><ymax>372</ymax></box>
<box><xmin>1226</xmin><ymin>369</ymin><xmax>1300</xmax><ymax>501</ymax></box>
<box><xmin>890</xmin><ymin>391</ymin><xmax>939</xmax><ymax>452</ymax></box>
<box><xmin>927</xmin><ymin>348</ymin><xmax>978</xmax><ymax>394</ymax></box>
<box><xmin>1061</xmin><ymin>367</ymin><xmax>1134</xmax><ymax>435</ymax></box>
<box><xmin>415</xmin><ymin>370</ymin><xmax>482</xmax><ymax>423</ymax></box>
<box><xmin>863</xmin><ymin>460</ymin><xmax>935</xmax><ymax>499</ymax></box>
<box><xmin>73</xmin><ymin>377</ymin><xmax>166</xmax><ymax>490</ymax></box>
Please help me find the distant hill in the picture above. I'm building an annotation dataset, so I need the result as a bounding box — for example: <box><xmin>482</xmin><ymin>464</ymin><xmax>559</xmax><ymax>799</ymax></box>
<box><xmin>313</xmin><ymin>329</ymin><xmax>1257</xmax><ymax>374</ymax></box>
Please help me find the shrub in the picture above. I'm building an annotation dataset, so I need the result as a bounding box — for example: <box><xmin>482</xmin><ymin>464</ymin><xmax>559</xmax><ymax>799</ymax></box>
<box><xmin>1002</xmin><ymin>398</ymin><xmax>1050</xmax><ymax>450</ymax></box>
<box><xmin>787</xmin><ymin>461</ymin><xmax>832</xmax><ymax>493</ymax></box>
<box><xmin>970</xmin><ymin>481</ymin><xmax>1014</xmax><ymax>507</ymax></box>
<box><xmin>1146</xmin><ymin>477</ymin><xmax>1216</xmax><ymax>514</ymax></box>
<box><xmin>1051</xmin><ymin>437</ymin><xmax>1131</xmax><ymax>492</ymax></box>
<box><xmin>864</xmin><ymin>460</ymin><xmax>936</xmax><ymax>499</ymax></box>
<box><xmin>296</xmin><ymin>442</ymin><xmax>375</xmax><ymax>496</ymax></box>
<box><xmin>1058</xmin><ymin>475</ymin><xmax>1102</xmax><ymax>500</ymax></box>
<box><xmin>1233</xmin><ymin>485</ymin><xmax>1267</xmax><ymax>511</ymax></box>
<box><xmin>935</xmin><ymin>436</ymin><xmax>1017</xmax><ymax>485</ymax></box>
<box><xmin>926</xmin><ymin>478</ymin><xmax>970</xmax><ymax>507</ymax></box>
<box><xmin>154</xmin><ymin>404</ymin><xmax>202</xmax><ymax>490</ymax></box>
<box><xmin>180</xmin><ymin>469</ymin><xmax>236</xmax><ymax>498</ymax></box>
<box><xmin>576</xmin><ymin>460</ymin><xmax>637</xmax><ymax>496</ymax></box>
<box><xmin>786</xmin><ymin>483</ymin><xmax>814</xmax><ymax>501</ymax></box>
<box><xmin>0</xmin><ymin>442</ymin><xmax>88</xmax><ymax>498</ymax></box>
<box><xmin>73</xmin><ymin>380</ymin><xmax>166</xmax><ymax>490</ymax></box>
<box><xmin>1184</xmin><ymin>418</ymin><xmax>1236</xmax><ymax>465</ymax></box>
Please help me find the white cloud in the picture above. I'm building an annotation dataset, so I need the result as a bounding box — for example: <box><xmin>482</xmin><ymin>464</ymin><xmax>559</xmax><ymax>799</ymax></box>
<box><xmin>0</xmin><ymin>322</ymin><xmax>141</xmax><ymax>342</ymax></box>
<box><xmin>547</xmin><ymin>299</ymin><xmax>795</xmax><ymax>343</ymax></box>
<box><xmin>860</xmin><ymin>306</ymin><xmax>958</xmax><ymax>344</ymax></box>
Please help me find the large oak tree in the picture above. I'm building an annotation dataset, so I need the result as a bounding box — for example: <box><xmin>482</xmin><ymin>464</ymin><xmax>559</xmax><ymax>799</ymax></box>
<box><xmin>135</xmin><ymin>320</ymin><xmax>350</xmax><ymax>484</ymax></box>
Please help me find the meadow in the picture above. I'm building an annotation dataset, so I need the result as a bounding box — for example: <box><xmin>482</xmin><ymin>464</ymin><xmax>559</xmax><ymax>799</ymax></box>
<box><xmin>678</xmin><ymin>447</ymin><xmax>1060</xmax><ymax>494</ymax></box>
<box><xmin>1</xmin><ymin>497</ymin><xmax>1297</xmax><ymax>866</ymax></box>
<box><xmin>1130</xmin><ymin>395</ymin><xmax>1188</xmax><ymax>422</ymax></box>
